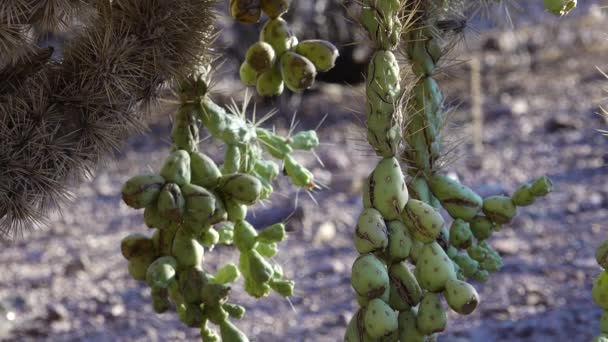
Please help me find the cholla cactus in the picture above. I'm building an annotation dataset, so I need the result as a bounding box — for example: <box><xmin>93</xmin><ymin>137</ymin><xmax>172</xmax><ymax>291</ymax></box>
<box><xmin>0</xmin><ymin>0</ymin><xmax>215</xmax><ymax>238</ymax></box>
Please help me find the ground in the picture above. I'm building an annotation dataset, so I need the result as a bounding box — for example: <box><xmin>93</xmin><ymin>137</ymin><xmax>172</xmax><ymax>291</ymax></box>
<box><xmin>1</xmin><ymin>3</ymin><xmax>608</xmax><ymax>342</ymax></box>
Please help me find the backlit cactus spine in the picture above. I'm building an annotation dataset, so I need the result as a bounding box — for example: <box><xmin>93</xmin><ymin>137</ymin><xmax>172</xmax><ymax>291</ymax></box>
<box><xmin>231</xmin><ymin>0</ymin><xmax>339</xmax><ymax>95</ymax></box>
<box><xmin>119</xmin><ymin>69</ymin><xmax>324</xmax><ymax>340</ymax></box>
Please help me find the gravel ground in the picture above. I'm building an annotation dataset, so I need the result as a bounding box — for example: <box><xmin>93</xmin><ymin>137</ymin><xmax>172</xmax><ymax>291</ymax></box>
<box><xmin>2</xmin><ymin>3</ymin><xmax>608</xmax><ymax>342</ymax></box>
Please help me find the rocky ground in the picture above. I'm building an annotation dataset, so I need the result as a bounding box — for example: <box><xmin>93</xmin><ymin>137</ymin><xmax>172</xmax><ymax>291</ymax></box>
<box><xmin>2</xmin><ymin>2</ymin><xmax>608</xmax><ymax>342</ymax></box>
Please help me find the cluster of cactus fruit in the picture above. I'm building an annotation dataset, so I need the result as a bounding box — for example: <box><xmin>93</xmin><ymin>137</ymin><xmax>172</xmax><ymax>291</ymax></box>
<box><xmin>119</xmin><ymin>68</ymin><xmax>324</xmax><ymax>340</ymax></box>
<box><xmin>231</xmin><ymin>0</ymin><xmax>339</xmax><ymax>95</ymax></box>
<box><xmin>344</xmin><ymin>1</ymin><xmax>556</xmax><ymax>341</ymax></box>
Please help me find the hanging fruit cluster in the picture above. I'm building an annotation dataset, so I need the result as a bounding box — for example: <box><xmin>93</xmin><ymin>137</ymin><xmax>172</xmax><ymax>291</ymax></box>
<box><xmin>344</xmin><ymin>1</ymin><xmax>553</xmax><ymax>340</ymax></box>
<box><xmin>593</xmin><ymin>240</ymin><xmax>608</xmax><ymax>342</ymax></box>
<box><xmin>119</xmin><ymin>70</ymin><xmax>321</xmax><ymax>341</ymax></box>
<box><xmin>230</xmin><ymin>0</ymin><xmax>339</xmax><ymax>95</ymax></box>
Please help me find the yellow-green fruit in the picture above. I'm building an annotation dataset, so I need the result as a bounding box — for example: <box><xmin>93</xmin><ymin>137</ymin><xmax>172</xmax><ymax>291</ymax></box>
<box><xmin>400</xmin><ymin>199</ymin><xmax>443</xmax><ymax>243</ymax></box>
<box><xmin>219</xmin><ymin>320</ymin><xmax>250</xmax><ymax>342</ymax></box>
<box><xmin>544</xmin><ymin>0</ymin><xmax>576</xmax><ymax>16</ymax></box>
<box><xmin>256</xmin><ymin>65</ymin><xmax>284</xmax><ymax>97</ymax></box>
<box><xmin>415</xmin><ymin>242</ymin><xmax>456</xmax><ymax>292</ymax></box>
<box><xmin>386</xmin><ymin>220</ymin><xmax>412</xmax><ymax>262</ymax></box>
<box><xmin>344</xmin><ymin>309</ymin><xmax>375</xmax><ymax>342</ymax></box>
<box><xmin>358</xmin><ymin>285</ymin><xmax>390</xmax><ymax>307</ymax></box>
<box><xmin>354</xmin><ymin>208</ymin><xmax>388</xmax><ymax>253</ymax></box>
<box><xmin>398</xmin><ymin>309</ymin><xmax>427</xmax><ymax>342</ymax></box>
<box><xmin>240</xmin><ymin>61</ymin><xmax>259</xmax><ymax>86</ymax></box>
<box><xmin>246</xmin><ymin>249</ymin><xmax>274</xmax><ymax>284</ymax></box>
<box><xmin>199</xmin><ymin>228</ymin><xmax>220</xmax><ymax>247</ymax></box>
<box><xmin>152</xmin><ymin>224</ymin><xmax>178</xmax><ymax>256</ymax></box>
<box><xmin>512</xmin><ymin>184</ymin><xmax>535</xmax><ymax>206</ymax></box>
<box><xmin>211</xmin><ymin>264</ymin><xmax>240</xmax><ymax>285</ymax></box>
<box><xmin>597</xmin><ymin>240</ymin><xmax>608</xmax><ymax>269</ymax></box>
<box><xmin>364</xmin><ymin>298</ymin><xmax>398</xmax><ymax>338</ymax></box>
<box><xmin>530</xmin><ymin>175</ymin><xmax>553</xmax><ymax>196</ymax></box>
<box><xmin>261</xmin><ymin>0</ymin><xmax>290</xmax><ymax>18</ymax></box>
<box><xmin>144</xmin><ymin>206</ymin><xmax>170</xmax><ymax>229</ymax></box>
<box><xmin>368</xmin><ymin>157</ymin><xmax>408</xmax><ymax>220</ymax></box>
<box><xmin>260</xmin><ymin>17</ymin><xmax>296</xmax><ymax>56</ymax></box>
<box><xmin>409</xmin><ymin>240</ymin><xmax>424</xmax><ymax>264</ymax></box>
<box><xmin>452</xmin><ymin>252</ymin><xmax>480</xmax><ymax>279</ymax></box>
<box><xmin>127</xmin><ymin>254</ymin><xmax>156</xmax><ymax>281</ymax></box>
<box><xmin>172</xmin><ymin>228</ymin><xmax>204</xmax><ymax>268</ymax></box>
<box><xmin>269</xmin><ymin>278</ymin><xmax>295</xmax><ymax>297</ymax></box>
<box><xmin>593</xmin><ymin>271</ymin><xmax>608</xmax><ymax>309</ymax></box>
<box><xmin>284</xmin><ymin>155</ymin><xmax>315</xmax><ymax>189</ymax></box>
<box><xmin>601</xmin><ymin>311</ymin><xmax>608</xmax><ymax>334</ymax></box>
<box><xmin>257</xmin><ymin>223</ymin><xmax>286</xmax><ymax>243</ymax></box>
<box><xmin>427</xmin><ymin>174</ymin><xmax>482</xmax><ymax>221</ymax></box>
<box><xmin>255</xmin><ymin>241</ymin><xmax>278</xmax><ymax>258</ymax></box>
<box><xmin>190</xmin><ymin>151</ymin><xmax>222</xmax><ymax>189</ymax></box>
<box><xmin>160</xmin><ymin>150</ymin><xmax>191</xmax><ymax>186</ymax></box>
<box><xmin>121</xmin><ymin>234</ymin><xmax>154</xmax><ymax>260</ymax></box>
<box><xmin>469</xmin><ymin>216</ymin><xmax>495</xmax><ymax>241</ymax></box>
<box><xmin>444</xmin><ymin>279</ymin><xmax>479</xmax><ymax>315</ymax></box>
<box><xmin>449</xmin><ymin>219</ymin><xmax>473</xmax><ymax>249</ymax></box>
<box><xmin>246</xmin><ymin>41</ymin><xmax>276</xmax><ymax>73</ymax></box>
<box><xmin>157</xmin><ymin>183</ymin><xmax>185</xmax><ymax>222</ymax></box>
<box><xmin>219</xmin><ymin>173</ymin><xmax>263</xmax><ymax>205</ymax></box>
<box><xmin>234</xmin><ymin>220</ymin><xmax>258</xmax><ymax>251</ymax></box>
<box><xmin>482</xmin><ymin>196</ymin><xmax>517</xmax><ymax>224</ymax></box>
<box><xmin>121</xmin><ymin>174</ymin><xmax>165</xmax><ymax>209</ymax></box>
<box><xmin>407</xmin><ymin>177</ymin><xmax>433</xmax><ymax>204</ymax></box>
<box><xmin>416</xmin><ymin>293</ymin><xmax>447</xmax><ymax>335</ymax></box>
<box><xmin>280</xmin><ymin>52</ymin><xmax>317</xmax><ymax>93</ymax></box>
<box><xmin>351</xmin><ymin>254</ymin><xmax>390</xmax><ymax>299</ymax></box>
<box><xmin>230</xmin><ymin>0</ymin><xmax>262</xmax><ymax>23</ymax></box>
<box><xmin>295</xmin><ymin>39</ymin><xmax>339</xmax><ymax>72</ymax></box>
<box><xmin>389</xmin><ymin>262</ymin><xmax>422</xmax><ymax>308</ymax></box>
<box><xmin>182</xmin><ymin>184</ymin><xmax>215</xmax><ymax>224</ymax></box>
<box><xmin>226</xmin><ymin>198</ymin><xmax>248</xmax><ymax>222</ymax></box>
<box><xmin>208</xmin><ymin>191</ymin><xmax>228</xmax><ymax>224</ymax></box>
<box><xmin>146</xmin><ymin>256</ymin><xmax>177</xmax><ymax>288</ymax></box>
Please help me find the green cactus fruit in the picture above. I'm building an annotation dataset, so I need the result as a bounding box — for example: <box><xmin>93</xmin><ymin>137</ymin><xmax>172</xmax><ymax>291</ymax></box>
<box><xmin>255</xmin><ymin>241</ymin><xmax>278</xmax><ymax>258</ymax></box>
<box><xmin>230</xmin><ymin>0</ymin><xmax>262</xmax><ymax>23</ymax></box>
<box><xmin>530</xmin><ymin>175</ymin><xmax>553</xmax><ymax>197</ymax></box>
<box><xmin>269</xmin><ymin>278</ymin><xmax>295</xmax><ymax>297</ymax></box>
<box><xmin>222</xmin><ymin>145</ymin><xmax>241</xmax><ymax>174</ymax></box>
<box><xmin>469</xmin><ymin>216</ymin><xmax>494</xmax><ymax>241</ymax></box>
<box><xmin>182</xmin><ymin>184</ymin><xmax>215</xmax><ymax>223</ymax></box>
<box><xmin>416</xmin><ymin>293</ymin><xmax>447</xmax><ymax>335</ymax></box>
<box><xmin>208</xmin><ymin>191</ymin><xmax>228</xmax><ymax>225</ymax></box>
<box><xmin>246</xmin><ymin>41</ymin><xmax>276</xmax><ymax>73</ymax></box>
<box><xmin>284</xmin><ymin>155</ymin><xmax>315</xmax><ymax>189</ymax></box>
<box><xmin>226</xmin><ymin>198</ymin><xmax>248</xmax><ymax>222</ymax></box>
<box><xmin>151</xmin><ymin>287</ymin><xmax>170</xmax><ymax>314</ymax></box>
<box><xmin>257</xmin><ymin>223</ymin><xmax>286</xmax><ymax>243</ymax></box>
<box><xmin>449</xmin><ymin>219</ymin><xmax>473</xmax><ymax>249</ymax></box>
<box><xmin>157</xmin><ymin>183</ymin><xmax>185</xmax><ymax>222</ymax></box>
<box><xmin>351</xmin><ymin>254</ymin><xmax>390</xmax><ymax>299</ymax></box>
<box><xmin>280</xmin><ymin>52</ymin><xmax>317</xmax><ymax>93</ymax></box>
<box><xmin>446</xmin><ymin>246</ymin><xmax>458</xmax><ymax>259</ymax></box>
<box><xmin>512</xmin><ymin>184</ymin><xmax>535</xmax><ymax>206</ymax></box>
<box><xmin>127</xmin><ymin>254</ymin><xmax>156</xmax><ymax>281</ymax></box>
<box><xmin>354</xmin><ymin>208</ymin><xmax>389</xmax><ymax>254</ymax></box>
<box><xmin>472</xmin><ymin>269</ymin><xmax>490</xmax><ymax>282</ymax></box>
<box><xmin>444</xmin><ymin>279</ymin><xmax>479</xmax><ymax>315</ymax></box>
<box><xmin>246</xmin><ymin>249</ymin><xmax>275</xmax><ymax>284</ymax></box>
<box><xmin>223</xmin><ymin>303</ymin><xmax>246</xmax><ymax>320</ymax></box>
<box><xmin>146</xmin><ymin>256</ymin><xmax>177</xmax><ymax>288</ymax></box>
<box><xmin>181</xmin><ymin>302</ymin><xmax>205</xmax><ymax>328</ymax></box>
<box><xmin>368</xmin><ymin>157</ymin><xmax>408</xmax><ymax>220</ymax></box>
<box><xmin>358</xmin><ymin>285</ymin><xmax>390</xmax><ymax>307</ymax></box>
<box><xmin>597</xmin><ymin>241</ymin><xmax>608</xmax><ymax>269</ymax></box>
<box><xmin>240</xmin><ymin>61</ymin><xmax>259</xmax><ymax>86</ymax></box>
<box><xmin>406</xmin><ymin>177</ymin><xmax>434</xmax><ymax>205</ymax></box>
<box><xmin>152</xmin><ymin>224</ymin><xmax>178</xmax><ymax>256</ymax></box>
<box><xmin>212</xmin><ymin>264</ymin><xmax>241</xmax><ymax>284</ymax></box>
<box><xmin>601</xmin><ymin>310</ymin><xmax>608</xmax><ymax>334</ymax></box>
<box><xmin>178</xmin><ymin>266</ymin><xmax>207</xmax><ymax>304</ymax></box>
<box><xmin>199</xmin><ymin>228</ymin><xmax>219</xmax><ymax>247</ymax></box>
<box><xmin>260</xmin><ymin>17</ymin><xmax>296</xmax><ymax>56</ymax></box>
<box><xmin>172</xmin><ymin>228</ymin><xmax>205</xmax><ymax>268</ymax></box>
<box><xmin>219</xmin><ymin>173</ymin><xmax>263</xmax><ymax>205</ymax></box>
<box><xmin>143</xmin><ymin>206</ymin><xmax>170</xmax><ymax>230</ymax></box>
<box><xmin>544</xmin><ymin>0</ymin><xmax>576</xmax><ymax>16</ymax></box>
<box><xmin>294</xmin><ymin>39</ymin><xmax>339</xmax><ymax>72</ymax></box>
<box><xmin>121</xmin><ymin>234</ymin><xmax>154</xmax><ymax>260</ymax></box>
<box><xmin>289</xmin><ymin>130</ymin><xmax>319</xmax><ymax>151</ymax></box>
<box><xmin>244</xmin><ymin>276</ymin><xmax>271</xmax><ymax>298</ymax></box>
<box><xmin>367</xmin><ymin>50</ymin><xmax>400</xmax><ymax>103</ymax></box>
<box><xmin>160</xmin><ymin>150</ymin><xmax>191</xmax><ymax>186</ymax></box>
<box><xmin>451</xmin><ymin>253</ymin><xmax>480</xmax><ymax>279</ymax></box>
<box><xmin>190</xmin><ymin>151</ymin><xmax>222</xmax><ymax>189</ymax></box>
<box><xmin>121</xmin><ymin>174</ymin><xmax>165</xmax><ymax>209</ymax></box>
<box><xmin>261</xmin><ymin>0</ymin><xmax>290</xmax><ymax>18</ymax></box>
<box><xmin>409</xmin><ymin>240</ymin><xmax>425</xmax><ymax>264</ymax></box>
<box><xmin>219</xmin><ymin>320</ymin><xmax>250</xmax><ymax>342</ymax></box>
<box><xmin>254</xmin><ymin>159</ymin><xmax>280</xmax><ymax>182</ymax></box>
<box><xmin>389</xmin><ymin>262</ymin><xmax>423</xmax><ymax>307</ymax></box>
<box><xmin>400</xmin><ymin>199</ymin><xmax>443</xmax><ymax>244</ymax></box>
<box><xmin>471</xmin><ymin>241</ymin><xmax>503</xmax><ymax>273</ymax></box>
<box><xmin>256</xmin><ymin>129</ymin><xmax>292</xmax><ymax>159</ymax></box>
<box><xmin>344</xmin><ymin>309</ymin><xmax>376</xmax><ymax>342</ymax></box>
<box><xmin>363</xmin><ymin>298</ymin><xmax>398</xmax><ymax>339</ymax></box>
<box><xmin>427</xmin><ymin>174</ymin><xmax>482</xmax><ymax>221</ymax></box>
<box><xmin>234</xmin><ymin>220</ymin><xmax>258</xmax><ymax>252</ymax></box>
<box><xmin>593</xmin><ymin>271</ymin><xmax>608</xmax><ymax>309</ymax></box>
<box><xmin>415</xmin><ymin>242</ymin><xmax>456</xmax><ymax>292</ymax></box>
<box><xmin>256</xmin><ymin>65</ymin><xmax>284</xmax><ymax>97</ymax></box>
<box><xmin>482</xmin><ymin>196</ymin><xmax>517</xmax><ymax>224</ymax></box>
<box><xmin>387</xmin><ymin>220</ymin><xmax>413</xmax><ymax>262</ymax></box>
<box><xmin>398</xmin><ymin>309</ymin><xmax>427</xmax><ymax>342</ymax></box>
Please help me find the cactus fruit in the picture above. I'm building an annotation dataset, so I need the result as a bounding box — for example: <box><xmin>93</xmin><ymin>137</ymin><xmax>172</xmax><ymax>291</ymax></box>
<box><xmin>256</xmin><ymin>65</ymin><xmax>285</xmax><ymax>97</ymax></box>
<box><xmin>427</xmin><ymin>174</ymin><xmax>482</xmax><ymax>221</ymax></box>
<box><xmin>190</xmin><ymin>151</ymin><xmax>222</xmax><ymax>188</ymax></box>
<box><xmin>449</xmin><ymin>219</ymin><xmax>473</xmax><ymax>249</ymax></box>
<box><xmin>416</xmin><ymin>293</ymin><xmax>447</xmax><ymax>335</ymax></box>
<box><xmin>295</xmin><ymin>40</ymin><xmax>339</xmax><ymax>72</ymax></box>
<box><xmin>261</xmin><ymin>0</ymin><xmax>290</xmax><ymax>18</ymax></box>
<box><xmin>593</xmin><ymin>271</ymin><xmax>608</xmax><ymax>310</ymax></box>
<box><xmin>401</xmin><ymin>199</ymin><xmax>444</xmax><ymax>244</ymax></box>
<box><xmin>260</xmin><ymin>18</ymin><xmax>296</xmax><ymax>56</ymax></box>
<box><xmin>240</xmin><ymin>61</ymin><xmax>259</xmax><ymax>86</ymax></box>
<box><xmin>352</xmin><ymin>254</ymin><xmax>390</xmax><ymax>299</ymax></box>
<box><xmin>121</xmin><ymin>175</ymin><xmax>165</xmax><ymax>209</ymax></box>
<box><xmin>160</xmin><ymin>150</ymin><xmax>192</xmax><ymax>186</ymax></box>
<box><xmin>246</xmin><ymin>42</ymin><xmax>276</xmax><ymax>73</ymax></box>
<box><xmin>368</xmin><ymin>157</ymin><xmax>409</xmax><ymax>220</ymax></box>
<box><xmin>354</xmin><ymin>208</ymin><xmax>389</xmax><ymax>253</ymax></box>
<box><xmin>415</xmin><ymin>242</ymin><xmax>456</xmax><ymax>292</ymax></box>
<box><xmin>230</xmin><ymin>0</ymin><xmax>262</xmax><ymax>23</ymax></box>
<box><xmin>364</xmin><ymin>298</ymin><xmax>399</xmax><ymax>338</ymax></box>
<box><xmin>279</xmin><ymin>52</ymin><xmax>317</xmax><ymax>93</ymax></box>
<box><xmin>158</xmin><ymin>183</ymin><xmax>186</xmax><ymax>222</ymax></box>
<box><xmin>389</xmin><ymin>263</ymin><xmax>422</xmax><ymax>308</ymax></box>
<box><xmin>398</xmin><ymin>309</ymin><xmax>428</xmax><ymax>342</ymax></box>
<box><xmin>386</xmin><ymin>221</ymin><xmax>413</xmax><ymax>262</ymax></box>
<box><xmin>444</xmin><ymin>279</ymin><xmax>479</xmax><ymax>315</ymax></box>
<box><xmin>482</xmin><ymin>196</ymin><xmax>517</xmax><ymax>224</ymax></box>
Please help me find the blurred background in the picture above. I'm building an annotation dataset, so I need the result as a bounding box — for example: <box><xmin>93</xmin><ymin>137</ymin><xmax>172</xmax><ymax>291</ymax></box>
<box><xmin>2</xmin><ymin>1</ymin><xmax>608</xmax><ymax>341</ymax></box>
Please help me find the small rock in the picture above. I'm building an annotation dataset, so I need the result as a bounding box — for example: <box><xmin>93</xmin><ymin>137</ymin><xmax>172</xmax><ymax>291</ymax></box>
<box><xmin>314</xmin><ymin>221</ymin><xmax>336</xmax><ymax>245</ymax></box>
<box><xmin>493</xmin><ymin>238</ymin><xmax>520</xmax><ymax>255</ymax></box>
